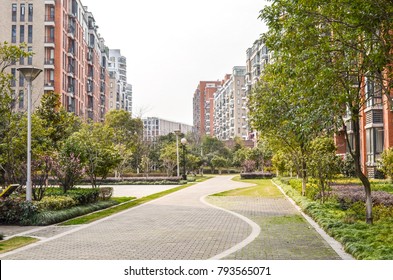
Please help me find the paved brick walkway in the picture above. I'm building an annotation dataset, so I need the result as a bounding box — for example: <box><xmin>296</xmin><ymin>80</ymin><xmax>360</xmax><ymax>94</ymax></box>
<box><xmin>0</xmin><ymin>176</ymin><xmax>344</xmax><ymax>260</ymax></box>
<box><xmin>1</xmin><ymin>176</ymin><xmax>255</xmax><ymax>260</ymax></box>
<box><xmin>206</xmin><ymin>195</ymin><xmax>341</xmax><ymax>260</ymax></box>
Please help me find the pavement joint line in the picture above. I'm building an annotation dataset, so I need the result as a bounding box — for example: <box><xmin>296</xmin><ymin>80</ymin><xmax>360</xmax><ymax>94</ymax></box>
<box><xmin>271</xmin><ymin>179</ymin><xmax>354</xmax><ymax>260</ymax></box>
<box><xmin>200</xmin><ymin>176</ymin><xmax>261</xmax><ymax>260</ymax></box>
<box><xmin>201</xmin><ymin>194</ymin><xmax>261</xmax><ymax>260</ymax></box>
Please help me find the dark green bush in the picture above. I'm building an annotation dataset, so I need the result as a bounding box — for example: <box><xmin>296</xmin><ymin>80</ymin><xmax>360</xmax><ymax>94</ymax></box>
<box><xmin>45</xmin><ymin>188</ymin><xmax>99</xmax><ymax>205</ymax></box>
<box><xmin>240</xmin><ymin>172</ymin><xmax>274</xmax><ymax>179</ymax></box>
<box><xmin>0</xmin><ymin>197</ymin><xmax>38</xmax><ymax>225</ymax></box>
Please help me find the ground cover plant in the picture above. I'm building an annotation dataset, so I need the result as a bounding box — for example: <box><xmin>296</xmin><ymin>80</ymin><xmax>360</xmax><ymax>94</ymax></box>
<box><xmin>273</xmin><ymin>177</ymin><xmax>393</xmax><ymax>259</ymax></box>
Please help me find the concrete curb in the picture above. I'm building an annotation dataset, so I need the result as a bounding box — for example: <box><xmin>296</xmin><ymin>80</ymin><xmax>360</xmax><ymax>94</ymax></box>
<box><xmin>271</xmin><ymin>179</ymin><xmax>354</xmax><ymax>260</ymax></box>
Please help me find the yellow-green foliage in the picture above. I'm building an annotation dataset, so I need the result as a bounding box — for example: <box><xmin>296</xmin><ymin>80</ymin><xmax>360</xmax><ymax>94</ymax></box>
<box><xmin>35</xmin><ymin>196</ymin><xmax>77</xmax><ymax>211</ymax></box>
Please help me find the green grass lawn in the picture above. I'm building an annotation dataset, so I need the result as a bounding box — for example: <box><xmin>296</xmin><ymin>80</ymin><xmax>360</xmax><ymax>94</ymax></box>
<box><xmin>213</xmin><ymin>176</ymin><xmax>283</xmax><ymax>198</ymax></box>
<box><xmin>0</xmin><ymin>237</ymin><xmax>38</xmax><ymax>254</ymax></box>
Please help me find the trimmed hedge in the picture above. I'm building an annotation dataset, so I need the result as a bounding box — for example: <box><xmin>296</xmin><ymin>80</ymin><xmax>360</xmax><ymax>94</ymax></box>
<box><xmin>45</xmin><ymin>188</ymin><xmax>100</xmax><ymax>205</ymax></box>
<box><xmin>240</xmin><ymin>172</ymin><xmax>275</xmax><ymax>179</ymax></box>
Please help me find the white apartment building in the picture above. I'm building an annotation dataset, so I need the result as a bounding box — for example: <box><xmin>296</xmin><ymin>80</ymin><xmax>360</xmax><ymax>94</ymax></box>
<box><xmin>142</xmin><ymin>117</ymin><xmax>193</xmax><ymax>142</ymax></box>
<box><xmin>245</xmin><ymin>38</ymin><xmax>271</xmax><ymax>142</ymax></box>
<box><xmin>108</xmin><ymin>49</ymin><xmax>132</xmax><ymax>114</ymax></box>
<box><xmin>214</xmin><ymin>66</ymin><xmax>248</xmax><ymax>140</ymax></box>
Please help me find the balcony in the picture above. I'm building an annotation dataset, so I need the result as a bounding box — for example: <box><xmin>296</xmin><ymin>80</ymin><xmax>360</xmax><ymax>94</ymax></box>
<box><xmin>44</xmin><ymin>36</ymin><xmax>55</xmax><ymax>48</ymax></box>
<box><xmin>67</xmin><ymin>25</ymin><xmax>75</xmax><ymax>39</ymax></box>
<box><xmin>44</xmin><ymin>58</ymin><xmax>55</xmax><ymax>69</ymax></box>
<box><xmin>45</xmin><ymin>0</ymin><xmax>56</xmax><ymax>5</ymax></box>
<box><xmin>44</xmin><ymin>15</ymin><xmax>55</xmax><ymax>26</ymax></box>
<box><xmin>67</xmin><ymin>65</ymin><xmax>75</xmax><ymax>77</ymax></box>
<box><xmin>67</xmin><ymin>85</ymin><xmax>74</xmax><ymax>94</ymax></box>
<box><xmin>67</xmin><ymin>47</ymin><xmax>75</xmax><ymax>58</ymax></box>
<box><xmin>44</xmin><ymin>81</ymin><xmax>54</xmax><ymax>91</ymax></box>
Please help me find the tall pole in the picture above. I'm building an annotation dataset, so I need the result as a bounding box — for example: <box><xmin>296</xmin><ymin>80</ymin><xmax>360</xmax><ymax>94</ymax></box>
<box><xmin>18</xmin><ymin>67</ymin><xmax>42</xmax><ymax>202</ymax></box>
<box><xmin>26</xmin><ymin>79</ymin><xmax>32</xmax><ymax>201</ymax></box>
<box><xmin>181</xmin><ymin>138</ymin><xmax>187</xmax><ymax>180</ymax></box>
<box><xmin>176</xmin><ymin>134</ymin><xmax>180</xmax><ymax>177</ymax></box>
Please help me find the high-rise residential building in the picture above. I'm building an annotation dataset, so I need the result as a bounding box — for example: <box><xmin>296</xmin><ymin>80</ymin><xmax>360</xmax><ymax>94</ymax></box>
<box><xmin>193</xmin><ymin>81</ymin><xmax>221</xmax><ymax>136</ymax></box>
<box><xmin>0</xmin><ymin>0</ymin><xmax>121</xmax><ymax>122</ymax></box>
<box><xmin>142</xmin><ymin>117</ymin><xmax>193</xmax><ymax>142</ymax></box>
<box><xmin>245</xmin><ymin>38</ymin><xmax>271</xmax><ymax>142</ymax></box>
<box><xmin>107</xmin><ymin>49</ymin><xmax>132</xmax><ymax>114</ymax></box>
<box><xmin>214</xmin><ymin>66</ymin><xmax>248</xmax><ymax>140</ymax></box>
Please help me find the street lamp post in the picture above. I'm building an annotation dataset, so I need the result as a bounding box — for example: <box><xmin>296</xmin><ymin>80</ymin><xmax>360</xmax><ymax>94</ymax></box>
<box><xmin>181</xmin><ymin>138</ymin><xmax>187</xmax><ymax>180</ymax></box>
<box><xmin>17</xmin><ymin>67</ymin><xmax>42</xmax><ymax>202</ymax></box>
<box><xmin>174</xmin><ymin>129</ymin><xmax>181</xmax><ymax>177</ymax></box>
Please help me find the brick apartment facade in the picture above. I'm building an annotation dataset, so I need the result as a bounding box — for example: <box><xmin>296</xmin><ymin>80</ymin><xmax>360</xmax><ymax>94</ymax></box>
<box><xmin>193</xmin><ymin>81</ymin><xmax>221</xmax><ymax>136</ymax></box>
<box><xmin>0</xmin><ymin>0</ymin><xmax>129</xmax><ymax>122</ymax></box>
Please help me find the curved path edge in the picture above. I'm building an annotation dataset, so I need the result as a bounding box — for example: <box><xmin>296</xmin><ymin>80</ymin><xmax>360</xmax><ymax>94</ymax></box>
<box><xmin>271</xmin><ymin>180</ymin><xmax>354</xmax><ymax>260</ymax></box>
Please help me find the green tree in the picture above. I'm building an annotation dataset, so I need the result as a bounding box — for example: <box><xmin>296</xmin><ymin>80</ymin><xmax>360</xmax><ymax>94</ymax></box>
<box><xmin>0</xmin><ymin>42</ymin><xmax>32</xmax><ymax>185</ymax></box>
<box><xmin>159</xmin><ymin>142</ymin><xmax>177</xmax><ymax>176</ymax></box>
<box><xmin>379</xmin><ymin>148</ymin><xmax>393</xmax><ymax>183</ymax></box>
<box><xmin>258</xmin><ymin>0</ymin><xmax>393</xmax><ymax>224</ymax></box>
<box><xmin>307</xmin><ymin>137</ymin><xmax>341</xmax><ymax>203</ymax></box>
<box><xmin>211</xmin><ymin>155</ymin><xmax>229</xmax><ymax>174</ymax></box>
<box><xmin>64</xmin><ymin>123</ymin><xmax>121</xmax><ymax>188</ymax></box>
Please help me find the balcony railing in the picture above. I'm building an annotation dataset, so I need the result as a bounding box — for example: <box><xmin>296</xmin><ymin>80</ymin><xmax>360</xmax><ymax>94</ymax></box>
<box><xmin>45</xmin><ymin>36</ymin><xmax>55</xmax><ymax>43</ymax></box>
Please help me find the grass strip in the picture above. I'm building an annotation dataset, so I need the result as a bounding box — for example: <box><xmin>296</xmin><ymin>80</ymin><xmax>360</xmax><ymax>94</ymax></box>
<box><xmin>213</xmin><ymin>176</ymin><xmax>283</xmax><ymax>198</ymax></box>
<box><xmin>60</xmin><ymin>179</ymin><xmax>207</xmax><ymax>226</ymax></box>
<box><xmin>0</xmin><ymin>237</ymin><xmax>38</xmax><ymax>254</ymax></box>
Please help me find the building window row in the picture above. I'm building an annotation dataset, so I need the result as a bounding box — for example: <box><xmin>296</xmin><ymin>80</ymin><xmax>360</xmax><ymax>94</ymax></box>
<box><xmin>11</xmin><ymin>24</ymin><xmax>33</xmax><ymax>43</ymax></box>
<box><xmin>12</xmin><ymin>3</ymin><xmax>33</xmax><ymax>22</ymax></box>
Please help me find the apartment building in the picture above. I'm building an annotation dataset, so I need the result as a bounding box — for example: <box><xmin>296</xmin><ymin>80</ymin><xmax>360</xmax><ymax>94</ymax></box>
<box><xmin>193</xmin><ymin>81</ymin><xmax>221</xmax><ymax>136</ymax></box>
<box><xmin>107</xmin><ymin>49</ymin><xmax>132</xmax><ymax>114</ymax></box>
<box><xmin>214</xmin><ymin>66</ymin><xmax>248</xmax><ymax>140</ymax></box>
<box><xmin>335</xmin><ymin>76</ymin><xmax>393</xmax><ymax>178</ymax></box>
<box><xmin>0</xmin><ymin>0</ymin><xmax>121</xmax><ymax>122</ymax></box>
<box><xmin>244</xmin><ymin>38</ymin><xmax>270</xmax><ymax>143</ymax></box>
<box><xmin>142</xmin><ymin>117</ymin><xmax>193</xmax><ymax>142</ymax></box>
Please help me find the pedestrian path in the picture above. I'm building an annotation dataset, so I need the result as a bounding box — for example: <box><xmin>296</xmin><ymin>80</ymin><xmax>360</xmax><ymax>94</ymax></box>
<box><xmin>1</xmin><ymin>176</ymin><xmax>256</xmax><ymax>260</ymax></box>
<box><xmin>0</xmin><ymin>176</ymin><xmax>349</xmax><ymax>260</ymax></box>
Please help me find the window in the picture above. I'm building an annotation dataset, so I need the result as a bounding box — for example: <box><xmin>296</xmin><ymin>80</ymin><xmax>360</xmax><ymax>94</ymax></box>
<box><xmin>20</xmin><ymin>25</ymin><xmax>24</xmax><ymax>43</ymax></box>
<box><xmin>19</xmin><ymin>54</ymin><xmax>24</xmax><ymax>65</ymax></box>
<box><xmin>12</xmin><ymin>4</ymin><xmax>17</xmax><ymax>21</ymax></box>
<box><xmin>10</xmin><ymin>68</ymin><xmax>16</xmax><ymax>87</ymax></box>
<box><xmin>11</xmin><ymin>25</ymin><xmax>16</xmax><ymax>43</ymax></box>
<box><xmin>28</xmin><ymin>4</ymin><xmax>33</xmax><ymax>22</ymax></box>
<box><xmin>11</xmin><ymin>90</ymin><xmax>16</xmax><ymax>109</ymax></box>
<box><xmin>19</xmin><ymin>73</ymin><xmax>24</xmax><ymax>87</ymax></box>
<box><xmin>20</xmin><ymin>4</ymin><xmax>25</xmax><ymax>21</ymax></box>
<box><xmin>27</xmin><ymin>47</ymin><xmax>32</xmax><ymax>65</ymax></box>
<box><xmin>19</xmin><ymin>90</ymin><xmax>24</xmax><ymax>109</ymax></box>
<box><xmin>28</xmin><ymin>25</ymin><xmax>33</xmax><ymax>43</ymax></box>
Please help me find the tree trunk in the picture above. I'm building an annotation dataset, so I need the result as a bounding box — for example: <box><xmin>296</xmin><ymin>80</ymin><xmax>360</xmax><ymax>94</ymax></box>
<box><xmin>351</xmin><ymin>115</ymin><xmax>373</xmax><ymax>224</ymax></box>
<box><xmin>300</xmin><ymin>148</ymin><xmax>307</xmax><ymax>196</ymax></box>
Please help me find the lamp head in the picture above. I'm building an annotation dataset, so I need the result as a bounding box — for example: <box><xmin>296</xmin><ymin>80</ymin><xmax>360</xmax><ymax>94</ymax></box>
<box><xmin>181</xmin><ymin>138</ymin><xmax>187</xmax><ymax>145</ymax></box>
<box><xmin>17</xmin><ymin>67</ymin><xmax>42</xmax><ymax>82</ymax></box>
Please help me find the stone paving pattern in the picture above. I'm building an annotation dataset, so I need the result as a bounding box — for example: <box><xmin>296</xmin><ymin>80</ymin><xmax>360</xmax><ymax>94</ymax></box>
<box><xmin>1</xmin><ymin>176</ymin><xmax>253</xmax><ymax>260</ymax></box>
<box><xmin>206</xmin><ymin>196</ymin><xmax>341</xmax><ymax>260</ymax></box>
<box><xmin>1</xmin><ymin>176</ymin><xmax>341</xmax><ymax>260</ymax></box>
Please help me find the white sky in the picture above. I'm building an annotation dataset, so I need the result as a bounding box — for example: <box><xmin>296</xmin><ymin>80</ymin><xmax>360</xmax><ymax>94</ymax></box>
<box><xmin>81</xmin><ymin>0</ymin><xmax>268</xmax><ymax>125</ymax></box>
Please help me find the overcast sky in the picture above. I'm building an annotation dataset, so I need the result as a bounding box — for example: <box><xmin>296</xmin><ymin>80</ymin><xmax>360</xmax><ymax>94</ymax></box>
<box><xmin>82</xmin><ymin>0</ymin><xmax>268</xmax><ymax>125</ymax></box>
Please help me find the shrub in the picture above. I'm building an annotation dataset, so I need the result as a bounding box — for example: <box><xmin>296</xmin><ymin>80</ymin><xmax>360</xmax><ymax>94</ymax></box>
<box><xmin>240</xmin><ymin>172</ymin><xmax>274</xmax><ymax>179</ymax></box>
<box><xmin>99</xmin><ymin>187</ymin><xmax>113</xmax><ymax>201</ymax></box>
<box><xmin>45</xmin><ymin>187</ymin><xmax>100</xmax><ymax>205</ymax></box>
<box><xmin>332</xmin><ymin>185</ymin><xmax>393</xmax><ymax>208</ymax></box>
<box><xmin>0</xmin><ymin>233</ymin><xmax>3</xmax><ymax>240</ymax></box>
<box><xmin>34</xmin><ymin>196</ymin><xmax>77</xmax><ymax>211</ymax></box>
<box><xmin>0</xmin><ymin>198</ymin><xmax>38</xmax><ymax>225</ymax></box>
